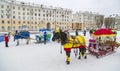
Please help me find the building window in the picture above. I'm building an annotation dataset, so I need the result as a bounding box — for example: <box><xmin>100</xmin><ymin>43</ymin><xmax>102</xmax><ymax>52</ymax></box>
<box><xmin>18</xmin><ymin>12</ymin><xmax>21</xmax><ymax>15</ymax></box>
<box><xmin>23</xmin><ymin>13</ymin><xmax>25</xmax><ymax>15</ymax></box>
<box><xmin>7</xmin><ymin>5</ymin><xmax>9</xmax><ymax>8</ymax></box>
<box><xmin>2</xmin><ymin>26</ymin><xmax>5</xmax><ymax>31</ymax></box>
<box><xmin>23</xmin><ymin>8</ymin><xmax>25</xmax><ymax>11</ymax></box>
<box><xmin>13</xmin><ymin>21</ymin><xmax>15</xmax><ymax>24</ymax></box>
<box><xmin>39</xmin><ymin>14</ymin><xmax>40</xmax><ymax>16</ymax></box>
<box><xmin>13</xmin><ymin>6</ymin><xmax>15</xmax><ymax>9</ymax></box>
<box><xmin>13</xmin><ymin>26</ymin><xmax>15</xmax><ymax>30</ymax></box>
<box><xmin>7</xmin><ymin>16</ymin><xmax>10</xmax><ymax>19</ymax></box>
<box><xmin>18</xmin><ymin>7</ymin><xmax>20</xmax><ymax>10</ymax></box>
<box><xmin>13</xmin><ymin>16</ymin><xmax>15</xmax><ymax>19</ymax></box>
<box><xmin>28</xmin><ymin>26</ymin><xmax>29</xmax><ymax>29</ymax></box>
<box><xmin>23</xmin><ymin>17</ymin><xmax>25</xmax><ymax>19</ymax></box>
<box><xmin>1</xmin><ymin>5</ymin><xmax>4</xmax><ymax>8</ymax></box>
<box><xmin>27</xmin><ymin>9</ymin><xmax>29</xmax><ymax>11</ymax></box>
<box><xmin>18</xmin><ymin>16</ymin><xmax>21</xmax><ymax>19</ymax></box>
<box><xmin>35</xmin><ymin>26</ymin><xmax>37</xmax><ymax>30</ymax></box>
<box><xmin>43</xmin><ymin>14</ymin><xmax>45</xmax><ymax>17</ymax></box>
<box><xmin>8</xmin><ymin>21</ymin><xmax>10</xmax><ymax>24</ymax></box>
<box><xmin>19</xmin><ymin>21</ymin><xmax>21</xmax><ymax>24</ymax></box>
<box><xmin>1</xmin><ymin>15</ymin><xmax>4</xmax><ymax>18</ymax></box>
<box><xmin>1</xmin><ymin>10</ymin><xmax>4</xmax><ymax>13</ymax></box>
<box><xmin>35</xmin><ymin>13</ymin><xmax>37</xmax><ymax>16</ymax></box>
<box><xmin>2</xmin><ymin>20</ymin><xmax>4</xmax><ymax>24</ymax></box>
<box><xmin>32</xmin><ymin>26</ymin><xmax>33</xmax><ymax>30</ymax></box>
<box><xmin>7</xmin><ymin>26</ymin><xmax>10</xmax><ymax>30</ymax></box>
<box><xmin>27</xmin><ymin>13</ymin><xmax>29</xmax><ymax>15</ymax></box>
<box><xmin>43</xmin><ymin>10</ymin><xmax>45</xmax><ymax>12</ymax></box>
<box><xmin>18</xmin><ymin>26</ymin><xmax>21</xmax><ymax>30</ymax></box>
<box><xmin>13</xmin><ymin>11</ymin><xmax>15</xmax><ymax>14</ymax></box>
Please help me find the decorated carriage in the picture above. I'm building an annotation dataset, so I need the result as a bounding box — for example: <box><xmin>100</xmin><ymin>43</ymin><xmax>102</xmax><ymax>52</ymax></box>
<box><xmin>35</xmin><ymin>29</ymin><xmax>51</xmax><ymax>43</ymax></box>
<box><xmin>88</xmin><ymin>28</ymin><xmax>119</xmax><ymax>58</ymax></box>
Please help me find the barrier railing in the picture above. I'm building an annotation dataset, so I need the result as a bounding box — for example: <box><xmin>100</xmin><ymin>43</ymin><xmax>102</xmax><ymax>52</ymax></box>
<box><xmin>0</xmin><ymin>35</ymin><xmax>4</xmax><ymax>42</ymax></box>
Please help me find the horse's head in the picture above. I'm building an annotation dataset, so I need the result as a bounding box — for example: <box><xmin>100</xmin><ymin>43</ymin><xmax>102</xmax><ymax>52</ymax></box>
<box><xmin>52</xmin><ymin>31</ymin><xmax>68</xmax><ymax>45</ymax></box>
<box><xmin>52</xmin><ymin>32</ymin><xmax>61</xmax><ymax>41</ymax></box>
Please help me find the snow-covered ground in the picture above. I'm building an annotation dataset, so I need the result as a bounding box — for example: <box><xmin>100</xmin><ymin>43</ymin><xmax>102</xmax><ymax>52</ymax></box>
<box><xmin>0</xmin><ymin>31</ymin><xmax>120</xmax><ymax>71</ymax></box>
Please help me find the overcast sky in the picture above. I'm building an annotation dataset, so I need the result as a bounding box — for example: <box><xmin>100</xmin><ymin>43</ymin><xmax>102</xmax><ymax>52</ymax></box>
<box><xmin>17</xmin><ymin>0</ymin><xmax>120</xmax><ymax>17</ymax></box>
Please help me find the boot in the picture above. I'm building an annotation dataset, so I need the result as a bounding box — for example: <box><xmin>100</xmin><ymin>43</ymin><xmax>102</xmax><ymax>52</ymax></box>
<box><xmin>84</xmin><ymin>56</ymin><xmax>87</xmax><ymax>59</ymax></box>
<box><xmin>66</xmin><ymin>55</ymin><xmax>70</xmax><ymax>65</ymax></box>
<box><xmin>66</xmin><ymin>61</ymin><xmax>70</xmax><ymax>65</ymax></box>
<box><xmin>84</xmin><ymin>52</ymin><xmax>87</xmax><ymax>59</ymax></box>
<box><xmin>78</xmin><ymin>52</ymin><xmax>82</xmax><ymax>59</ymax></box>
<box><xmin>78</xmin><ymin>56</ymin><xmax>81</xmax><ymax>59</ymax></box>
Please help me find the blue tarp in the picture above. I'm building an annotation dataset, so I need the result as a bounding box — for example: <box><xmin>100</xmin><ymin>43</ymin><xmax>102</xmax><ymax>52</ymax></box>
<box><xmin>0</xmin><ymin>35</ymin><xmax>4</xmax><ymax>42</ymax></box>
<box><xmin>14</xmin><ymin>31</ymin><xmax>30</xmax><ymax>39</ymax></box>
<box><xmin>19</xmin><ymin>31</ymin><xmax>30</xmax><ymax>38</ymax></box>
<box><xmin>39</xmin><ymin>29</ymin><xmax>51</xmax><ymax>31</ymax></box>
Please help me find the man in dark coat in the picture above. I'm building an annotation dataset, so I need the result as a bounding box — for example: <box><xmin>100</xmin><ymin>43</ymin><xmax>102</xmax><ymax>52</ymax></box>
<box><xmin>44</xmin><ymin>31</ymin><xmax>47</xmax><ymax>44</ymax></box>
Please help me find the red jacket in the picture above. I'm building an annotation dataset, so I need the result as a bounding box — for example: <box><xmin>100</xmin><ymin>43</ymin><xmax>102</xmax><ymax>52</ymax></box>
<box><xmin>5</xmin><ymin>35</ymin><xmax>9</xmax><ymax>42</ymax></box>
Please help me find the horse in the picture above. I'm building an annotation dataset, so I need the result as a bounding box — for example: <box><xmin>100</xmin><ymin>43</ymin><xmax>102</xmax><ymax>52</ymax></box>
<box><xmin>13</xmin><ymin>31</ymin><xmax>30</xmax><ymax>46</ymax></box>
<box><xmin>52</xmin><ymin>30</ymin><xmax>87</xmax><ymax>64</ymax></box>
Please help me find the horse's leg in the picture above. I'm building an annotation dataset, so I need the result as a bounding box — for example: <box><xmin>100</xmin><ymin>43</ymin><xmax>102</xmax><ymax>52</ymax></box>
<box><xmin>74</xmin><ymin>48</ymin><xmax>78</xmax><ymax>58</ymax></box>
<box><xmin>26</xmin><ymin>38</ymin><xmax>30</xmax><ymax>44</ymax></box>
<box><xmin>78</xmin><ymin>48</ymin><xmax>82</xmax><ymax>59</ymax></box>
<box><xmin>65</xmin><ymin>50</ymin><xmax>71</xmax><ymax>64</ymax></box>
<box><xmin>83</xmin><ymin>48</ymin><xmax>87</xmax><ymax>59</ymax></box>
<box><xmin>16</xmin><ymin>39</ymin><xmax>19</xmax><ymax>46</ymax></box>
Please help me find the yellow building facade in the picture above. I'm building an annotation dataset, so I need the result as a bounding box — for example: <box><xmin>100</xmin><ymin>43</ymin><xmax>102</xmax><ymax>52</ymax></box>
<box><xmin>0</xmin><ymin>0</ymin><xmax>72</xmax><ymax>32</ymax></box>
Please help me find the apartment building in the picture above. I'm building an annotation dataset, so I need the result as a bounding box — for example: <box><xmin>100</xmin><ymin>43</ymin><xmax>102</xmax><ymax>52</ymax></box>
<box><xmin>107</xmin><ymin>14</ymin><xmax>120</xmax><ymax>30</ymax></box>
<box><xmin>73</xmin><ymin>11</ymin><xmax>104</xmax><ymax>30</ymax></box>
<box><xmin>0</xmin><ymin>0</ymin><xmax>72</xmax><ymax>32</ymax></box>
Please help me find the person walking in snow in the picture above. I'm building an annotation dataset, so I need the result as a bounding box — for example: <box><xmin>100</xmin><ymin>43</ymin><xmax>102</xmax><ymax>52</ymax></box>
<box><xmin>83</xmin><ymin>30</ymin><xmax>86</xmax><ymax>36</ymax></box>
<box><xmin>44</xmin><ymin>31</ymin><xmax>47</xmax><ymax>44</ymax></box>
<box><xmin>4</xmin><ymin>34</ymin><xmax>9</xmax><ymax>47</ymax></box>
<box><xmin>75</xmin><ymin>29</ymin><xmax>78</xmax><ymax>36</ymax></box>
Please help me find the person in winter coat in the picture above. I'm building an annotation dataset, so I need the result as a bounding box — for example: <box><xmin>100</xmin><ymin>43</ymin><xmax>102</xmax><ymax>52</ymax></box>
<box><xmin>83</xmin><ymin>30</ymin><xmax>86</xmax><ymax>36</ymax></box>
<box><xmin>89</xmin><ymin>29</ymin><xmax>94</xmax><ymax>36</ymax></box>
<box><xmin>4</xmin><ymin>34</ymin><xmax>9</xmax><ymax>47</ymax></box>
<box><xmin>44</xmin><ymin>31</ymin><xmax>47</xmax><ymax>44</ymax></box>
<box><xmin>75</xmin><ymin>29</ymin><xmax>78</xmax><ymax>36</ymax></box>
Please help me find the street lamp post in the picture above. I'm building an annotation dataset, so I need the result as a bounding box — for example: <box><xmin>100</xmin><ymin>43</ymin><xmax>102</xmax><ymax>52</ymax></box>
<box><xmin>54</xmin><ymin>9</ymin><xmax>56</xmax><ymax>30</ymax></box>
<box><xmin>10</xmin><ymin>0</ymin><xmax>14</xmax><ymax>32</ymax></box>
